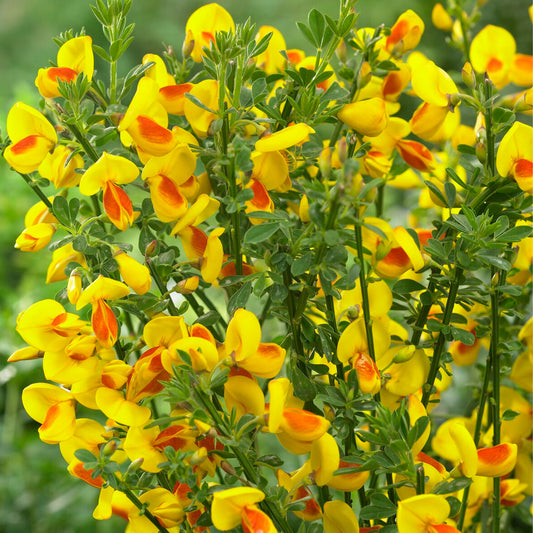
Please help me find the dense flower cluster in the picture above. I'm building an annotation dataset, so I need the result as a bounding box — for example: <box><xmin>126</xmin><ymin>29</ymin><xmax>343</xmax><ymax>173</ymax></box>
<box><xmin>3</xmin><ymin>0</ymin><xmax>532</xmax><ymax>532</ymax></box>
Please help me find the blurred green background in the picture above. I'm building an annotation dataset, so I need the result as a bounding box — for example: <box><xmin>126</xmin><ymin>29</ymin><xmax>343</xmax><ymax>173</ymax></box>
<box><xmin>0</xmin><ymin>0</ymin><xmax>530</xmax><ymax>531</ymax></box>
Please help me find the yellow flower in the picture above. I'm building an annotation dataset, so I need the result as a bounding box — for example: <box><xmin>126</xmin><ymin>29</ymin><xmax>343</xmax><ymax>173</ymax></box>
<box><xmin>35</xmin><ymin>36</ymin><xmax>93</xmax><ymax>98</ymax></box>
<box><xmin>470</xmin><ymin>25</ymin><xmax>516</xmax><ymax>88</ymax></box>
<box><xmin>323</xmin><ymin>501</ymin><xmax>359</xmax><ymax>533</ymax></box>
<box><xmin>397</xmin><ymin>494</ymin><xmax>459</xmax><ymax>533</ymax></box>
<box><xmin>22</xmin><ymin>383</ymin><xmax>76</xmax><ymax>444</ymax></box>
<box><xmin>496</xmin><ymin>121</ymin><xmax>532</xmax><ymax>194</ymax></box>
<box><xmin>254</xmin><ymin>123</ymin><xmax>315</xmax><ymax>152</ymax></box>
<box><xmin>14</xmin><ymin>223</ymin><xmax>56</xmax><ymax>252</ymax></box>
<box><xmin>432</xmin><ymin>3</ymin><xmax>453</xmax><ymax>31</ymax></box>
<box><xmin>4</xmin><ymin>102</ymin><xmax>58</xmax><ymax>173</ymax></box>
<box><xmin>184</xmin><ymin>3</ymin><xmax>235</xmax><ymax>63</ymax></box>
<box><xmin>16</xmin><ymin>299</ymin><xmax>86</xmax><ymax>352</ymax></box>
<box><xmin>38</xmin><ymin>145</ymin><xmax>84</xmax><ymax>188</ymax></box>
<box><xmin>211</xmin><ymin>487</ymin><xmax>265</xmax><ymax>531</ymax></box>
<box><xmin>76</xmin><ymin>275</ymin><xmax>130</xmax><ymax>348</ymax></box>
<box><xmin>79</xmin><ymin>152</ymin><xmax>139</xmax><ymax>230</ymax></box>
<box><xmin>338</xmin><ymin>98</ymin><xmax>389</xmax><ymax>137</ymax></box>
<box><xmin>114</xmin><ymin>250</ymin><xmax>152</xmax><ymax>295</ymax></box>
<box><xmin>46</xmin><ymin>243</ymin><xmax>86</xmax><ymax>283</ymax></box>
<box><xmin>183</xmin><ymin>79</ymin><xmax>219</xmax><ymax>138</ymax></box>
<box><xmin>385</xmin><ymin>10</ymin><xmax>425</xmax><ymax>56</ymax></box>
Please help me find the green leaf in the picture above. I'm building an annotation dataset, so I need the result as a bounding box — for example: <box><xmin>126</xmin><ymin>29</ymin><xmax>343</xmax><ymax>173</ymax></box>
<box><xmin>393</xmin><ymin>279</ymin><xmax>426</xmax><ymax>294</ymax></box>
<box><xmin>450</xmin><ymin>326</ymin><xmax>475</xmax><ymax>346</ymax></box>
<box><xmin>433</xmin><ymin>477</ymin><xmax>472</xmax><ymax>495</ymax></box>
<box><xmin>244</xmin><ymin>222</ymin><xmax>280</xmax><ymax>244</ymax></box>
<box><xmin>74</xmin><ymin>449</ymin><xmax>97</xmax><ymax>463</ymax></box>
<box><xmin>424</xmin><ymin>179</ymin><xmax>447</xmax><ymax>206</ymax></box>
<box><xmin>53</xmin><ymin>195</ymin><xmax>70</xmax><ymax>225</ymax></box>
<box><xmin>497</xmin><ymin>225</ymin><xmax>532</xmax><ymax>243</ymax></box>
<box><xmin>296</xmin><ymin>21</ymin><xmax>317</xmax><ymax>47</ymax></box>
<box><xmin>291</xmin><ymin>364</ymin><xmax>316</xmax><ymax>401</ymax></box>
<box><xmin>227</xmin><ymin>281</ymin><xmax>253</xmax><ymax>316</ymax></box>
<box><xmin>501</xmin><ymin>409</ymin><xmax>520</xmax><ymax>421</ymax></box>
<box><xmin>256</xmin><ymin>455</ymin><xmax>284</xmax><ymax>467</ymax></box>
<box><xmin>291</xmin><ymin>252</ymin><xmax>314</xmax><ymax>277</ymax></box>
<box><xmin>359</xmin><ymin>493</ymin><xmax>397</xmax><ymax>520</ymax></box>
<box><xmin>308</xmin><ymin>9</ymin><xmax>325</xmax><ymax>45</ymax></box>
<box><xmin>444</xmin><ymin>182</ymin><xmax>456</xmax><ymax>208</ymax></box>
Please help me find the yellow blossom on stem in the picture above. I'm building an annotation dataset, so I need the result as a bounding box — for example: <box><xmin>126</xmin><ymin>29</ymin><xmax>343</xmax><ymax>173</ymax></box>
<box><xmin>338</xmin><ymin>97</ymin><xmax>389</xmax><ymax>137</ymax></box>
<box><xmin>16</xmin><ymin>299</ymin><xmax>86</xmax><ymax>352</ymax></box>
<box><xmin>46</xmin><ymin>243</ymin><xmax>86</xmax><ymax>283</ymax></box>
<box><xmin>211</xmin><ymin>487</ymin><xmax>265</xmax><ymax>531</ymax></box>
<box><xmin>397</xmin><ymin>494</ymin><xmax>459</xmax><ymax>533</ymax></box>
<box><xmin>21</xmin><ymin>383</ymin><xmax>76</xmax><ymax>444</ymax></box>
<box><xmin>38</xmin><ymin>145</ymin><xmax>84</xmax><ymax>189</ymax></box>
<box><xmin>385</xmin><ymin>10</ymin><xmax>425</xmax><ymax>56</ymax></box>
<box><xmin>224</xmin><ymin>369</ymin><xmax>265</xmax><ymax>418</ymax></box>
<box><xmin>79</xmin><ymin>152</ymin><xmax>140</xmax><ymax>230</ymax></box>
<box><xmin>255</xmin><ymin>123</ymin><xmax>315</xmax><ymax>152</ymax></box>
<box><xmin>114</xmin><ymin>250</ymin><xmax>152</xmax><ymax>295</ymax></box>
<box><xmin>496</xmin><ymin>121</ymin><xmax>533</xmax><ymax>194</ymax></box>
<box><xmin>14</xmin><ymin>223</ymin><xmax>56</xmax><ymax>252</ymax></box>
<box><xmin>432</xmin><ymin>3</ymin><xmax>453</xmax><ymax>31</ymax></box>
<box><xmin>470</xmin><ymin>25</ymin><xmax>516</xmax><ymax>88</ymax></box>
<box><xmin>184</xmin><ymin>3</ymin><xmax>235</xmax><ymax>63</ymax></box>
<box><xmin>35</xmin><ymin>36</ymin><xmax>93</xmax><ymax>98</ymax></box>
<box><xmin>183</xmin><ymin>79</ymin><xmax>219</xmax><ymax>139</ymax></box>
<box><xmin>4</xmin><ymin>102</ymin><xmax>58</xmax><ymax>174</ymax></box>
<box><xmin>323</xmin><ymin>500</ymin><xmax>359</xmax><ymax>533</ymax></box>
<box><xmin>76</xmin><ymin>275</ymin><xmax>130</xmax><ymax>348</ymax></box>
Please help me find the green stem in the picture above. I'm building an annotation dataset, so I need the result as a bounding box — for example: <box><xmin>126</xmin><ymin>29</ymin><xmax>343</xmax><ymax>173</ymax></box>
<box><xmin>353</xmin><ymin>221</ymin><xmax>376</xmax><ymax>364</ymax></box>
<box><xmin>457</xmin><ymin>340</ymin><xmax>493</xmax><ymax>529</ymax></box>
<box><xmin>490</xmin><ymin>266</ymin><xmax>507</xmax><ymax>533</ymax></box>
<box><xmin>194</xmin><ymin>387</ymin><xmax>293</xmax><ymax>533</ymax></box>
<box><xmin>421</xmin><ymin>266</ymin><xmax>463</xmax><ymax>407</ymax></box>
<box><xmin>19</xmin><ymin>174</ymin><xmax>54</xmax><ymax>210</ymax></box>
<box><xmin>69</xmin><ymin>123</ymin><xmax>99</xmax><ymax>162</ymax></box>
<box><xmin>109</xmin><ymin>59</ymin><xmax>118</xmax><ymax>105</ymax></box>
<box><xmin>283</xmin><ymin>269</ymin><xmax>308</xmax><ymax>376</ymax></box>
<box><xmin>146</xmin><ymin>258</ymin><xmax>180</xmax><ymax>316</ymax></box>
<box><xmin>416</xmin><ymin>464</ymin><xmax>425</xmax><ymax>495</ymax></box>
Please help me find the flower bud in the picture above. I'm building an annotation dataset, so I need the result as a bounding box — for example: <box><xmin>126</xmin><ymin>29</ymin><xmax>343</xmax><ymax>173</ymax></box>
<box><xmin>145</xmin><ymin>240</ymin><xmax>159</xmax><ymax>257</ymax></box>
<box><xmin>174</xmin><ymin>276</ymin><xmax>200</xmax><ymax>294</ymax></box>
<box><xmin>190</xmin><ymin>447</ymin><xmax>209</xmax><ymax>466</ymax></box>
<box><xmin>67</xmin><ymin>270</ymin><xmax>82</xmax><ymax>305</ymax></box>
<box><xmin>101</xmin><ymin>439</ymin><xmax>118</xmax><ymax>457</ymax></box>
<box><xmin>392</xmin><ymin>345</ymin><xmax>416</xmax><ymax>363</ymax></box>
<box><xmin>336</xmin><ymin>40</ymin><xmax>347</xmax><ymax>64</ymax></box>
<box><xmin>357</xmin><ymin>61</ymin><xmax>372</xmax><ymax>89</ymax></box>
<box><xmin>475</xmin><ymin>141</ymin><xmax>487</xmax><ymax>164</ymax></box>
<box><xmin>182</xmin><ymin>35</ymin><xmax>195</xmax><ymax>59</ymax></box>
<box><xmin>337</xmin><ymin>137</ymin><xmax>348</xmax><ymax>165</ymax></box>
<box><xmin>461</xmin><ymin>62</ymin><xmax>476</xmax><ymax>90</ymax></box>
<box><xmin>126</xmin><ymin>457</ymin><xmax>144</xmax><ymax>474</ymax></box>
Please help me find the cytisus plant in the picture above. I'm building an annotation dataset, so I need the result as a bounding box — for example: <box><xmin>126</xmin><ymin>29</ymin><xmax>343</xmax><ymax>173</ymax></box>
<box><xmin>3</xmin><ymin>0</ymin><xmax>532</xmax><ymax>531</ymax></box>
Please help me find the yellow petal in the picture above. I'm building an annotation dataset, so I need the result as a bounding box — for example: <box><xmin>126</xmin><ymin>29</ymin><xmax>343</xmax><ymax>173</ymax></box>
<box><xmin>255</xmin><ymin>123</ymin><xmax>315</xmax><ymax>152</ymax></box>
<box><xmin>323</xmin><ymin>500</ymin><xmax>359</xmax><ymax>533</ymax></box>
<box><xmin>211</xmin><ymin>487</ymin><xmax>264</xmax><ymax>531</ymax></box>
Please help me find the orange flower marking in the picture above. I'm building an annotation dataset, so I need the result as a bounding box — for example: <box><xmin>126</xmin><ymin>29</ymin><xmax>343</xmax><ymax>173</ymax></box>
<box><xmin>91</xmin><ymin>299</ymin><xmax>118</xmax><ymax>349</ymax></box>
<box><xmin>477</xmin><ymin>442</ymin><xmax>518</xmax><ymax>477</ymax></box>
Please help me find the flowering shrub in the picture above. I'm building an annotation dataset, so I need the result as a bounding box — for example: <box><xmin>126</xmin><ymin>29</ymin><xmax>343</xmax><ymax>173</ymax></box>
<box><xmin>3</xmin><ymin>0</ymin><xmax>532</xmax><ymax>531</ymax></box>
